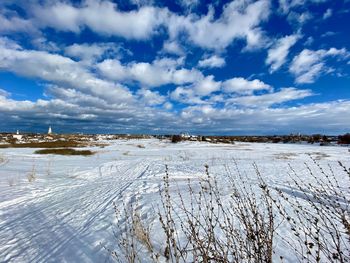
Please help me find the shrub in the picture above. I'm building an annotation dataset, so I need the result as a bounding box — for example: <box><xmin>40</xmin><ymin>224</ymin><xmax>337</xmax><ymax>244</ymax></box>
<box><xmin>110</xmin><ymin>161</ymin><xmax>350</xmax><ymax>263</ymax></box>
<box><xmin>111</xmin><ymin>164</ymin><xmax>275</xmax><ymax>263</ymax></box>
<box><xmin>338</xmin><ymin>133</ymin><xmax>350</xmax><ymax>144</ymax></box>
<box><xmin>262</xmin><ymin>160</ymin><xmax>350</xmax><ymax>262</ymax></box>
<box><xmin>27</xmin><ymin>165</ymin><xmax>36</xmax><ymax>182</ymax></box>
<box><xmin>171</xmin><ymin>135</ymin><xmax>182</xmax><ymax>143</ymax></box>
<box><xmin>34</xmin><ymin>148</ymin><xmax>94</xmax><ymax>156</ymax></box>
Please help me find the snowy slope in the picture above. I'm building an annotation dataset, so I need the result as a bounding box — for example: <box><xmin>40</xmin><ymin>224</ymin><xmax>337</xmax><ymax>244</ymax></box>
<box><xmin>0</xmin><ymin>139</ymin><xmax>349</xmax><ymax>262</ymax></box>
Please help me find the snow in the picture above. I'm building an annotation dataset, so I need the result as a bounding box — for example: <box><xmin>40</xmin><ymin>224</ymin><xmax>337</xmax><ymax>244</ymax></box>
<box><xmin>0</xmin><ymin>139</ymin><xmax>349</xmax><ymax>262</ymax></box>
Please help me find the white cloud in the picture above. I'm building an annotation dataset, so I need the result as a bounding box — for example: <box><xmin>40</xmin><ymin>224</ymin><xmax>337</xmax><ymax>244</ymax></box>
<box><xmin>98</xmin><ymin>57</ymin><xmax>203</xmax><ymax>87</ymax></box>
<box><xmin>64</xmin><ymin>43</ymin><xmax>120</xmax><ymax>62</ymax></box>
<box><xmin>179</xmin><ymin>99</ymin><xmax>350</xmax><ymax>134</ymax></box>
<box><xmin>129</xmin><ymin>0</ymin><xmax>155</xmax><ymax>7</ymax></box>
<box><xmin>287</xmin><ymin>11</ymin><xmax>313</xmax><ymax>26</ymax></box>
<box><xmin>136</xmin><ymin>89</ymin><xmax>166</xmax><ymax>105</ymax></box>
<box><xmin>3</xmin><ymin>0</ymin><xmax>271</xmax><ymax>52</ymax></box>
<box><xmin>0</xmin><ymin>37</ymin><xmax>133</xmax><ymax>103</ymax></box>
<box><xmin>170</xmin><ymin>75</ymin><xmax>222</xmax><ymax>103</ymax></box>
<box><xmin>304</xmin><ymin>36</ymin><xmax>314</xmax><ymax>46</ymax></box>
<box><xmin>31</xmin><ymin>37</ymin><xmax>60</xmax><ymax>52</ymax></box>
<box><xmin>198</xmin><ymin>55</ymin><xmax>226</xmax><ymax>68</ymax></box>
<box><xmin>290</xmin><ymin>48</ymin><xmax>349</xmax><ymax>83</ymax></box>
<box><xmin>223</xmin><ymin>77</ymin><xmax>272</xmax><ymax>95</ymax></box>
<box><xmin>171</xmin><ymin>76</ymin><xmax>274</xmax><ymax>104</ymax></box>
<box><xmin>0</xmin><ymin>13</ymin><xmax>36</xmax><ymax>33</ymax></box>
<box><xmin>167</xmin><ymin>0</ymin><xmax>271</xmax><ymax>50</ymax></box>
<box><xmin>163</xmin><ymin>102</ymin><xmax>173</xmax><ymax>110</ymax></box>
<box><xmin>33</xmin><ymin>1</ymin><xmax>165</xmax><ymax>40</ymax></box>
<box><xmin>321</xmin><ymin>31</ymin><xmax>337</xmax><ymax>38</ymax></box>
<box><xmin>266</xmin><ymin>34</ymin><xmax>300</xmax><ymax>73</ymax></box>
<box><xmin>170</xmin><ymin>86</ymin><xmax>205</xmax><ymax>105</ymax></box>
<box><xmin>192</xmin><ymin>75</ymin><xmax>221</xmax><ymax>96</ymax></box>
<box><xmin>323</xmin><ymin>8</ymin><xmax>332</xmax><ymax>19</ymax></box>
<box><xmin>279</xmin><ymin>0</ymin><xmax>329</xmax><ymax>14</ymax></box>
<box><xmin>177</xmin><ymin>0</ymin><xmax>199</xmax><ymax>10</ymax></box>
<box><xmin>27</xmin><ymin>0</ymin><xmax>271</xmax><ymax>51</ymax></box>
<box><xmin>0</xmin><ymin>37</ymin><xmax>21</xmax><ymax>50</ymax></box>
<box><xmin>227</xmin><ymin>87</ymin><xmax>312</xmax><ymax>107</ymax></box>
<box><xmin>162</xmin><ymin>40</ymin><xmax>185</xmax><ymax>56</ymax></box>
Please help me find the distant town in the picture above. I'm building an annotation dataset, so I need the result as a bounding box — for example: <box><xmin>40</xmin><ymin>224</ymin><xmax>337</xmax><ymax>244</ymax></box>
<box><xmin>1</xmin><ymin>127</ymin><xmax>349</xmax><ymax>146</ymax></box>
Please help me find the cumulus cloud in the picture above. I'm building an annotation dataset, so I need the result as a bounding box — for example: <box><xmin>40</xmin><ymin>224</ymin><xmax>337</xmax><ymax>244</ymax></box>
<box><xmin>0</xmin><ymin>13</ymin><xmax>36</xmax><ymax>33</ymax></box>
<box><xmin>192</xmin><ymin>75</ymin><xmax>221</xmax><ymax>96</ymax></box>
<box><xmin>266</xmin><ymin>34</ymin><xmax>300</xmax><ymax>73</ymax></box>
<box><xmin>31</xmin><ymin>37</ymin><xmax>60</xmax><ymax>52</ymax></box>
<box><xmin>27</xmin><ymin>0</ymin><xmax>271</xmax><ymax>51</ymax></box>
<box><xmin>64</xmin><ymin>43</ymin><xmax>120</xmax><ymax>62</ymax></box>
<box><xmin>167</xmin><ymin>0</ymin><xmax>271</xmax><ymax>50</ymax></box>
<box><xmin>0</xmin><ymin>36</ymin><xmax>21</xmax><ymax>50</ymax></box>
<box><xmin>223</xmin><ymin>78</ymin><xmax>272</xmax><ymax>95</ymax></box>
<box><xmin>32</xmin><ymin>1</ymin><xmax>165</xmax><ymax>40</ymax></box>
<box><xmin>290</xmin><ymin>48</ymin><xmax>349</xmax><ymax>83</ymax></box>
<box><xmin>198</xmin><ymin>55</ymin><xmax>226</xmax><ymax>68</ymax></box>
<box><xmin>0</xmin><ymin>37</ymin><xmax>132</xmax><ymax>103</ymax></box>
<box><xmin>162</xmin><ymin>40</ymin><xmax>185</xmax><ymax>56</ymax></box>
<box><xmin>136</xmin><ymin>89</ymin><xmax>166</xmax><ymax>105</ymax></box>
<box><xmin>170</xmin><ymin>75</ymin><xmax>222</xmax><ymax>104</ymax></box>
<box><xmin>98</xmin><ymin>57</ymin><xmax>203</xmax><ymax>87</ymax></box>
<box><xmin>170</xmin><ymin>86</ymin><xmax>205</xmax><ymax>105</ymax></box>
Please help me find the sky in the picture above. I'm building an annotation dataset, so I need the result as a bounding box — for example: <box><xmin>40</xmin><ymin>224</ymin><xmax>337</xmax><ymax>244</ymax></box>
<box><xmin>0</xmin><ymin>0</ymin><xmax>349</xmax><ymax>135</ymax></box>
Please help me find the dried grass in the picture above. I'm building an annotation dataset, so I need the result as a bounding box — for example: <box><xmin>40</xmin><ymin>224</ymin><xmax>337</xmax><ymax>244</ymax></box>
<box><xmin>110</xmin><ymin>160</ymin><xmax>350</xmax><ymax>262</ymax></box>
<box><xmin>34</xmin><ymin>148</ymin><xmax>94</xmax><ymax>156</ymax></box>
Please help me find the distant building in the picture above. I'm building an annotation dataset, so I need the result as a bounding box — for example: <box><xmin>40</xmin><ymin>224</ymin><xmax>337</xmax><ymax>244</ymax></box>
<box><xmin>180</xmin><ymin>132</ymin><xmax>190</xmax><ymax>138</ymax></box>
<box><xmin>48</xmin><ymin>126</ymin><xmax>52</xmax><ymax>134</ymax></box>
<box><xmin>13</xmin><ymin>130</ymin><xmax>23</xmax><ymax>140</ymax></box>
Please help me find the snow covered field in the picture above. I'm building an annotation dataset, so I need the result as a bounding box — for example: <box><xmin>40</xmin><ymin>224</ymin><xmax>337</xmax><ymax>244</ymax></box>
<box><xmin>0</xmin><ymin>139</ymin><xmax>349</xmax><ymax>262</ymax></box>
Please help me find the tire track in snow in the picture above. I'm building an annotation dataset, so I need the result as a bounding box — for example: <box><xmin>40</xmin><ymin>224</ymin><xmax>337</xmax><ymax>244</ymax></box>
<box><xmin>81</xmin><ymin>163</ymin><xmax>151</xmax><ymax>231</ymax></box>
<box><xmin>0</xmin><ymin>159</ymin><xmax>153</xmax><ymax>263</ymax></box>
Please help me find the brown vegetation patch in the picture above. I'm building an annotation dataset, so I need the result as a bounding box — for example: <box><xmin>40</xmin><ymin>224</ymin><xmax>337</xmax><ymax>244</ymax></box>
<box><xmin>0</xmin><ymin>140</ymin><xmax>85</xmax><ymax>148</ymax></box>
<box><xmin>34</xmin><ymin>148</ymin><xmax>94</xmax><ymax>156</ymax></box>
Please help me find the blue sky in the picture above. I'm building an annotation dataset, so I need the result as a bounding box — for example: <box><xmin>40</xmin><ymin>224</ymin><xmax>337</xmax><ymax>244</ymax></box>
<box><xmin>0</xmin><ymin>0</ymin><xmax>349</xmax><ymax>135</ymax></box>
